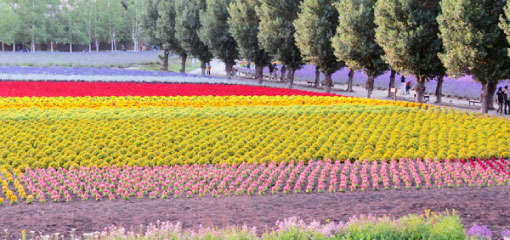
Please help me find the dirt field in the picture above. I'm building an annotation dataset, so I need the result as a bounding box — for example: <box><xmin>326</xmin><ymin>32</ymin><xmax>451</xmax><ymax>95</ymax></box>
<box><xmin>3</xmin><ymin>186</ymin><xmax>510</xmax><ymax>239</ymax></box>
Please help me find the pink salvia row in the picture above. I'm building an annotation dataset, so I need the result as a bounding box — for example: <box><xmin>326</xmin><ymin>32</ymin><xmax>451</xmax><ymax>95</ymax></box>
<box><xmin>6</xmin><ymin>158</ymin><xmax>510</xmax><ymax>204</ymax></box>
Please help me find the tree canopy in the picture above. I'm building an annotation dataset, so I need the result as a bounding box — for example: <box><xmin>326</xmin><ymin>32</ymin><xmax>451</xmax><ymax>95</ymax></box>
<box><xmin>374</xmin><ymin>0</ymin><xmax>444</xmax><ymax>103</ymax></box>
<box><xmin>439</xmin><ymin>0</ymin><xmax>510</xmax><ymax>113</ymax></box>
<box><xmin>294</xmin><ymin>0</ymin><xmax>343</xmax><ymax>93</ymax></box>
<box><xmin>175</xmin><ymin>0</ymin><xmax>213</xmax><ymax>75</ymax></box>
<box><xmin>333</xmin><ymin>0</ymin><xmax>387</xmax><ymax>98</ymax></box>
<box><xmin>228</xmin><ymin>0</ymin><xmax>271</xmax><ymax>83</ymax></box>
<box><xmin>257</xmin><ymin>0</ymin><xmax>303</xmax><ymax>88</ymax></box>
<box><xmin>157</xmin><ymin>0</ymin><xmax>187</xmax><ymax>72</ymax></box>
<box><xmin>200</xmin><ymin>0</ymin><xmax>239</xmax><ymax>78</ymax></box>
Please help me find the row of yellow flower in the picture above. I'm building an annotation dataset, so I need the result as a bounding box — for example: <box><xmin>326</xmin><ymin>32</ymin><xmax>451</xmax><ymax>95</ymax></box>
<box><xmin>0</xmin><ymin>103</ymin><xmax>507</xmax><ymax>171</ymax></box>
<box><xmin>0</xmin><ymin>95</ymin><xmax>428</xmax><ymax>110</ymax></box>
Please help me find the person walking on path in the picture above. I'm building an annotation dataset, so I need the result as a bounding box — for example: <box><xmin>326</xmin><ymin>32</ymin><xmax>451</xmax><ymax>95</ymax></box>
<box><xmin>505</xmin><ymin>86</ymin><xmax>510</xmax><ymax>114</ymax></box>
<box><xmin>406</xmin><ymin>80</ymin><xmax>412</xmax><ymax>95</ymax></box>
<box><xmin>207</xmin><ymin>64</ymin><xmax>211</xmax><ymax>76</ymax></box>
<box><xmin>273</xmin><ymin>66</ymin><xmax>279</xmax><ymax>81</ymax></box>
<box><xmin>497</xmin><ymin>87</ymin><xmax>505</xmax><ymax>115</ymax></box>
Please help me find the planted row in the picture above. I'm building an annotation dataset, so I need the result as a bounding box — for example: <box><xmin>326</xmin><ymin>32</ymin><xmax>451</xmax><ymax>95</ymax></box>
<box><xmin>0</xmin><ymin>103</ymin><xmax>508</xmax><ymax>170</ymax></box>
<box><xmin>1</xmin><ymin>158</ymin><xmax>509</xmax><ymax>204</ymax></box>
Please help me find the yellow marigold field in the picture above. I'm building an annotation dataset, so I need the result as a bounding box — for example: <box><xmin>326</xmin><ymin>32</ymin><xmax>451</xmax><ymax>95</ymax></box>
<box><xmin>0</xmin><ymin>95</ymin><xmax>427</xmax><ymax>109</ymax></box>
<box><xmin>0</xmin><ymin>95</ymin><xmax>508</xmax><ymax>171</ymax></box>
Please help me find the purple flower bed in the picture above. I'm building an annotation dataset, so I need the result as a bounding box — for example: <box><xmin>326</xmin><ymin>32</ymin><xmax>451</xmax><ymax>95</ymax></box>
<box><xmin>0</xmin><ymin>66</ymin><xmax>189</xmax><ymax>77</ymax></box>
<box><xmin>0</xmin><ymin>51</ymin><xmax>162</xmax><ymax>67</ymax></box>
<box><xmin>240</xmin><ymin>64</ymin><xmax>510</xmax><ymax>99</ymax></box>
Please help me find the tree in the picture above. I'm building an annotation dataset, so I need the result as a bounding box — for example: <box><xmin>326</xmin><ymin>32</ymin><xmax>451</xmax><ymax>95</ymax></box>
<box><xmin>142</xmin><ymin>0</ymin><xmax>172</xmax><ymax>71</ymax></box>
<box><xmin>333</xmin><ymin>0</ymin><xmax>387</xmax><ymax>98</ymax></box>
<box><xmin>127</xmin><ymin>0</ymin><xmax>144</xmax><ymax>52</ymax></box>
<box><xmin>157</xmin><ymin>0</ymin><xmax>187</xmax><ymax>72</ymax></box>
<box><xmin>200</xmin><ymin>0</ymin><xmax>239</xmax><ymax>78</ymax></box>
<box><xmin>257</xmin><ymin>0</ymin><xmax>303</xmax><ymax>88</ymax></box>
<box><xmin>82</xmin><ymin>0</ymin><xmax>102</xmax><ymax>52</ymax></box>
<box><xmin>374</xmin><ymin>0</ymin><xmax>445</xmax><ymax>103</ymax></box>
<box><xmin>14</xmin><ymin>0</ymin><xmax>48</xmax><ymax>53</ymax></box>
<box><xmin>228</xmin><ymin>0</ymin><xmax>271</xmax><ymax>83</ymax></box>
<box><xmin>98</xmin><ymin>0</ymin><xmax>126</xmax><ymax>52</ymax></box>
<box><xmin>61</xmin><ymin>0</ymin><xmax>88</xmax><ymax>52</ymax></box>
<box><xmin>0</xmin><ymin>0</ymin><xmax>19</xmax><ymax>51</ymax></box>
<box><xmin>439</xmin><ymin>0</ymin><xmax>510</xmax><ymax>113</ymax></box>
<box><xmin>45</xmin><ymin>0</ymin><xmax>65</xmax><ymax>52</ymax></box>
<box><xmin>501</xmin><ymin>1</ymin><xmax>510</xmax><ymax>57</ymax></box>
<box><xmin>175</xmin><ymin>0</ymin><xmax>213</xmax><ymax>76</ymax></box>
<box><xmin>294</xmin><ymin>0</ymin><xmax>343</xmax><ymax>93</ymax></box>
<box><xmin>141</xmin><ymin>0</ymin><xmax>160</xmax><ymax>46</ymax></box>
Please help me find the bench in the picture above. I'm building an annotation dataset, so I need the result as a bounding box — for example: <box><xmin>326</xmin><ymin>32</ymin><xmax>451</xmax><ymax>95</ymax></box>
<box><xmin>413</xmin><ymin>93</ymin><xmax>430</xmax><ymax>102</ymax></box>
<box><xmin>238</xmin><ymin>71</ymin><xmax>256</xmax><ymax>79</ymax></box>
<box><xmin>307</xmin><ymin>81</ymin><xmax>317</xmax><ymax>87</ymax></box>
<box><xmin>469</xmin><ymin>99</ymin><xmax>480</xmax><ymax>106</ymax></box>
<box><xmin>320</xmin><ymin>82</ymin><xmax>334</xmax><ymax>88</ymax></box>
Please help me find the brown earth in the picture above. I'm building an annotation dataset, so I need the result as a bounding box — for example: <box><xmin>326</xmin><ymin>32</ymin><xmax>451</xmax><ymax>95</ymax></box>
<box><xmin>3</xmin><ymin>186</ymin><xmax>510</xmax><ymax>239</ymax></box>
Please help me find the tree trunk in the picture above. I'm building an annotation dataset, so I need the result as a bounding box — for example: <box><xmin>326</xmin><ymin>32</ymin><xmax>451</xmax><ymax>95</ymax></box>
<box><xmin>1</xmin><ymin>42</ymin><xmax>4</xmax><ymax>52</ymax></box>
<box><xmin>287</xmin><ymin>68</ymin><xmax>295</xmax><ymax>89</ymax></box>
<box><xmin>95</xmin><ymin>39</ymin><xmax>100</xmax><ymax>52</ymax></box>
<box><xmin>163</xmin><ymin>50</ymin><xmax>169</xmax><ymax>71</ymax></box>
<box><xmin>314</xmin><ymin>66</ymin><xmax>320</xmax><ymax>88</ymax></box>
<box><xmin>324</xmin><ymin>73</ymin><xmax>333</xmax><ymax>93</ymax></box>
<box><xmin>415</xmin><ymin>76</ymin><xmax>426</xmax><ymax>103</ymax></box>
<box><xmin>12</xmin><ymin>41</ymin><xmax>15</xmax><ymax>52</ymax></box>
<box><xmin>365</xmin><ymin>74</ymin><xmax>375</xmax><ymax>98</ymax></box>
<box><xmin>255</xmin><ymin>64</ymin><xmax>264</xmax><ymax>84</ymax></box>
<box><xmin>435</xmin><ymin>76</ymin><xmax>444</xmax><ymax>103</ymax></box>
<box><xmin>201</xmin><ymin>61</ymin><xmax>207</xmax><ymax>76</ymax></box>
<box><xmin>487</xmin><ymin>81</ymin><xmax>497</xmax><ymax>110</ymax></box>
<box><xmin>388</xmin><ymin>70</ymin><xmax>396</xmax><ymax>98</ymax></box>
<box><xmin>31</xmin><ymin>35</ymin><xmax>35</xmax><ymax>53</ymax></box>
<box><xmin>481</xmin><ymin>81</ymin><xmax>497</xmax><ymax>113</ymax></box>
<box><xmin>225</xmin><ymin>62</ymin><xmax>234</xmax><ymax>79</ymax></box>
<box><xmin>50</xmin><ymin>41</ymin><xmax>54</xmax><ymax>52</ymax></box>
<box><xmin>347</xmin><ymin>69</ymin><xmax>354</xmax><ymax>92</ymax></box>
<box><xmin>89</xmin><ymin>42</ymin><xmax>92</xmax><ymax>53</ymax></box>
<box><xmin>180</xmin><ymin>54</ymin><xmax>187</xmax><ymax>73</ymax></box>
<box><xmin>280</xmin><ymin>65</ymin><xmax>286</xmax><ymax>82</ymax></box>
<box><xmin>69</xmin><ymin>41</ymin><xmax>72</xmax><ymax>53</ymax></box>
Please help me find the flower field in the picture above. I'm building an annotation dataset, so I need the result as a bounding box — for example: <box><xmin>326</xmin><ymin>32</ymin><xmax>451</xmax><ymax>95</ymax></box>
<box><xmin>0</xmin><ymin>81</ymin><xmax>335</xmax><ymax>97</ymax></box>
<box><xmin>0</xmin><ymin>82</ymin><xmax>509</xmax><ymax>209</ymax></box>
<box><xmin>1</xmin><ymin>158</ymin><xmax>509</xmax><ymax>205</ymax></box>
<box><xmin>0</xmin><ymin>96</ymin><xmax>506</xmax><ymax>171</ymax></box>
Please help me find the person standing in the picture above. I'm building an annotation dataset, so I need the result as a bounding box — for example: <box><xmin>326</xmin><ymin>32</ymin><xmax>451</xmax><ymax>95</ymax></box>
<box><xmin>505</xmin><ymin>86</ymin><xmax>510</xmax><ymax>114</ymax></box>
<box><xmin>497</xmin><ymin>87</ymin><xmax>505</xmax><ymax>115</ymax></box>
<box><xmin>206</xmin><ymin>64</ymin><xmax>211</xmax><ymax>76</ymax></box>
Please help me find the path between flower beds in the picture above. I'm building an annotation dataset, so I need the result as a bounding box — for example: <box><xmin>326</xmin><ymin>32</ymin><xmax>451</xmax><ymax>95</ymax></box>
<box><xmin>4</xmin><ymin>187</ymin><xmax>510</xmax><ymax>239</ymax></box>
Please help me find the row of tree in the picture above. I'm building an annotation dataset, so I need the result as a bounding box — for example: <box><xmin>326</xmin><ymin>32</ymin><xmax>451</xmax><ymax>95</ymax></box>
<box><xmin>146</xmin><ymin>0</ymin><xmax>510</xmax><ymax>113</ymax></box>
<box><xmin>0</xmin><ymin>0</ymin><xmax>144</xmax><ymax>52</ymax></box>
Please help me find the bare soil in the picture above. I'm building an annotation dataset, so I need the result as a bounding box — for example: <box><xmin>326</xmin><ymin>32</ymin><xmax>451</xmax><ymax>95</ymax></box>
<box><xmin>3</xmin><ymin>187</ymin><xmax>510</xmax><ymax>239</ymax></box>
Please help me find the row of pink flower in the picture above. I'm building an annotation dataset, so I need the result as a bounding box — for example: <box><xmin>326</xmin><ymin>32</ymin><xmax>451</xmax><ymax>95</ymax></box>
<box><xmin>7</xmin><ymin>158</ymin><xmax>510</xmax><ymax>203</ymax></box>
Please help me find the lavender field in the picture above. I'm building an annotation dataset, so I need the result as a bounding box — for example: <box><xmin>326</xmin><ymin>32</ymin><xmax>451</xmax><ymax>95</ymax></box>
<box><xmin>240</xmin><ymin>64</ymin><xmax>510</xmax><ymax>99</ymax></box>
<box><xmin>0</xmin><ymin>51</ymin><xmax>162</xmax><ymax>67</ymax></box>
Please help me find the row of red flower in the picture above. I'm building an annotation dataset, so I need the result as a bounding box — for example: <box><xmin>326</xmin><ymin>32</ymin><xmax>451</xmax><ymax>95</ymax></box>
<box><xmin>0</xmin><ymin>82</ymin><xmax>337</xmax><ymax>97</ymax></box>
